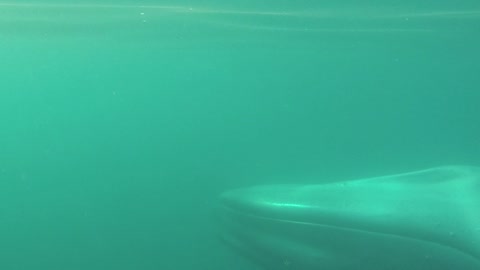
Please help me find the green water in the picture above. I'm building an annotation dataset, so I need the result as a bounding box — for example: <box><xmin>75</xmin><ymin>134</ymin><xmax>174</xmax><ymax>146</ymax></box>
<box><xmin>0</xmin><ymin>2</ymin><xmax>479</xmax><ymax>269</ymax></box>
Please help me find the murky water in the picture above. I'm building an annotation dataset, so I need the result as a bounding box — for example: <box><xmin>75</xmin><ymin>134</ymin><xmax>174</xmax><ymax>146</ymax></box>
<box><xmin>0</xmin><ymin>2</ymin><xmax>479</xmax><ymax>269</ymax></box>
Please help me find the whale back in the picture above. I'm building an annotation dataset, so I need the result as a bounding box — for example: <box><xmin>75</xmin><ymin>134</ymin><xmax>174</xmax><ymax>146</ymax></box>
<box><xmin>219</xmin><ymin>166</ymin><xmax>480</xmax><ymax>270</ymax></box>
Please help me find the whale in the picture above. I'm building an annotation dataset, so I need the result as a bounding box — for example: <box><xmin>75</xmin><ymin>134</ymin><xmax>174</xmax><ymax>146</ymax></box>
<box><xmin>218</xmin><ymin>166</ymin><xmax>480</xmax><ymax>270</ymax></box>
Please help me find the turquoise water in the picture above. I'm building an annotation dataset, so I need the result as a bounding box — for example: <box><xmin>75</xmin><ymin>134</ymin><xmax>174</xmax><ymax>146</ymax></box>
<box><xmin>1</xmin><ymin>2</ymin><xmax>479</xmax><ymax>269</ymax></box>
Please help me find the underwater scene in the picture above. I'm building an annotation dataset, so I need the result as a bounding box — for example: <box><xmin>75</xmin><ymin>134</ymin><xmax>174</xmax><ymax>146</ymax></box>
<box><xmin>1</xmin><ymin>1</ymin><xmax>479</xmax><ymax>269</ymax></box>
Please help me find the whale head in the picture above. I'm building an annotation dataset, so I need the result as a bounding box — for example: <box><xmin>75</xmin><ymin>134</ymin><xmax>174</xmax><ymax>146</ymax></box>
<box><xmin>218</xmin><ymin>166</ymin><xmax>480</xmax><ymax>270</ymax></box>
